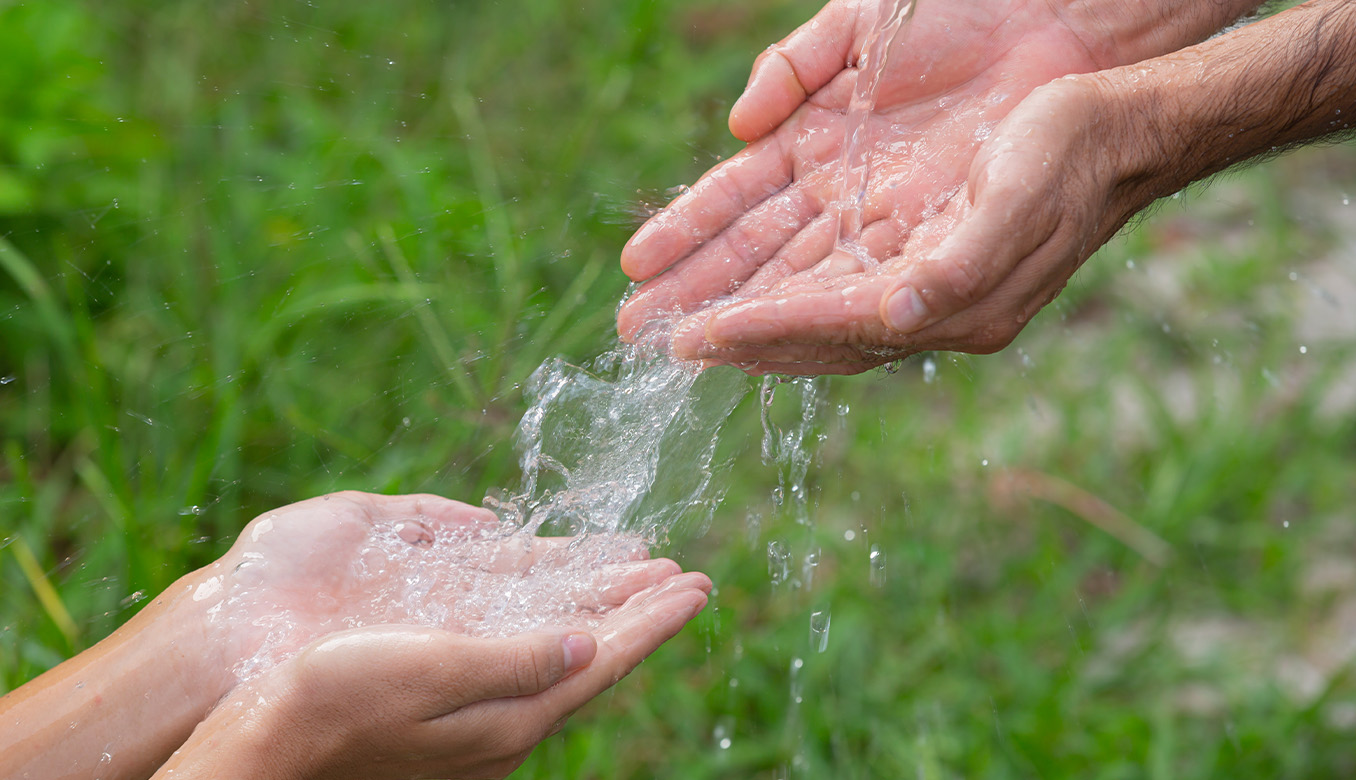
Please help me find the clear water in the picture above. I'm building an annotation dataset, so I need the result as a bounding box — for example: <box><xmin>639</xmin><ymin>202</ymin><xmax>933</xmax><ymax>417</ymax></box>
<box><xmin>835</xmin><ymin>0</ymin><xmax>918</xmax><ymax>263</ymax></box>
<box><xmin>228</xmin><ymin>331</ymin><xmax>756</xmax><ymax>679</ymax></box>
<box><xmin>227</xmin><ymin>0</ymin><xmax>917</xmax><ymax>686</ymax></box>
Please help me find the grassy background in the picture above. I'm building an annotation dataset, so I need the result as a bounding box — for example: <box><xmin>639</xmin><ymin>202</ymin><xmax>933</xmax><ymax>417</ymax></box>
<box><xmin>3</xmin><ymin>0</ymin><xmax>1356</xmax><ymax>777</ymax></box>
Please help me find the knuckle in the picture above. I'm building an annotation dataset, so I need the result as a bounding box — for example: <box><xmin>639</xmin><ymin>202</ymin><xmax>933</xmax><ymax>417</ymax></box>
<box><xmin>511</xmin><ymin>644</ymin><xmax>547</xmax><ymax>693</ymax></box>
<box><xmin>935</xmin><ymin>255</ymin><xmax>989</xmax><ymax>306</ymax></box>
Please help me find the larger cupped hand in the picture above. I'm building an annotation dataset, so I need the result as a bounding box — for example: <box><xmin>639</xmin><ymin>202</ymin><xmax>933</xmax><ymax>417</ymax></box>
<box><xmin>617</xmin><ymin>0</ymin><xmax>1272</xmax><ymax>374</ymax></box>
<box><xmin>616</xmin><ymin>0</ymin><xmax>1110</xmax><ymax>373</ymax></box>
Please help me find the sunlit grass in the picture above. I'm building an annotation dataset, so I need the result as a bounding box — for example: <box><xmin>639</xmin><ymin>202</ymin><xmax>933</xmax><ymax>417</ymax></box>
<box><xmin>2</xmin><ymin>1</ymin><xmax>1355</xmax><ymax>777</ymax></box>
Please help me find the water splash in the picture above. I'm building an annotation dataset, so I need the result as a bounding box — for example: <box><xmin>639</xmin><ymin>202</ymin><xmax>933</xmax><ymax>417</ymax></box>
<box><xmin>489</xmin><ymin>340</ymin><xmax>749</xmax><ymax>542</ymax></box>
<box><xmin>227</xmin><ymin>335</ymin><xmax>753</xmax><ymax>680</ymax></box>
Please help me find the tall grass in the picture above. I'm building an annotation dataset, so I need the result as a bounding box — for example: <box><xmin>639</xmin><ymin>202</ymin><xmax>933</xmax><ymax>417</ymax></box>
<box><xmin>3</xmin><ymin>1</ymin><xmax>1355</xmax><ymax>776</ymax></box>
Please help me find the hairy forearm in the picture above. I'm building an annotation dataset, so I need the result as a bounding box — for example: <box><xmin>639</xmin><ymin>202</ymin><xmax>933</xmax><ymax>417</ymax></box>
<box><xmin>0</xmin><ymin>572</ymin><xmax>231</xmax><ymax>780</ymax></box>
<box><xmin>1097</xmin><ymin>0</ymin><xmax>1356</xmax><ymax>200</ymax></box>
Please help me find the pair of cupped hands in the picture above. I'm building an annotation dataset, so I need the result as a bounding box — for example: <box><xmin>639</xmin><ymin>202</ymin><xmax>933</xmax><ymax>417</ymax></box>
<box><xmin>1</xmin><ymin>491</ymin><xmax>708</xmax><ymax>780</ymax></box>
<box><xmin>618</xmin><ymin>0</ymin><xmax>1188</xmax><ymax>374</ymax></box>
<box><xmin>159</xmin><ymin>493</ymin><xmax>709</xmax><ymax>780</ymax></box>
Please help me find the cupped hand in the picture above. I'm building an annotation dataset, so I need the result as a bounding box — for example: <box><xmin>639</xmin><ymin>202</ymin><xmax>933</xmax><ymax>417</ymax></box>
<box><xmin>195</xmin><ymin>491</ymin><xmax>674</xmax><ymax>679</ymax></box>
<box><xmin>673</xmin><ymin>74</ymin><xmax>1156</xmax><ymax>373</ymax></box>
<box><xmin>616</xmin><ymin>0</ymin><xmax>1113</xmax><ymax>373</ymax></box>
<box><xmin>154</xmin><ymin>571</ymin><xmax>712</xmax><ymax>780</ymax></box>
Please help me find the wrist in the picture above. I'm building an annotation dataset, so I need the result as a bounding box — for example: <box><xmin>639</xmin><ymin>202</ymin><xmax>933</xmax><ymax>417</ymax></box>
<box><xmin>1053</xmin><ymin>0</ymin><xmax>1266</xmax><ymax>67</ymax></box>
<box><xmin>155</xmin><ymin>659</ymin><xmax>340</xmax><ymax>780</ymax></box>
<box><xmin>0</xmin><ymin>568</ymin><xmax>238</xmax><ymax>779</ymax></box>
<box><xmin>157</xmin><ymin>565</ymin><xmax>242</xmax><ymax>707</ymax></box>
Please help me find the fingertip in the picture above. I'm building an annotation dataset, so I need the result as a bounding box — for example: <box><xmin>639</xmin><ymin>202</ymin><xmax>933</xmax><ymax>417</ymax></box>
<box><xmin>668</xmin><ymin>587</ymin><xmax>710</xmax><ymax>624</ymax></box>
<box><xmin>619</xmin><ymin>241</ymin><xmax>649</xmax><ymax>282</ymax></box>
<box><xmin>683</xmin><ymin>571</ymin><xmax>714</xmax><ymax>595</ymax></box>
<box><xmin>647</xmin><ymin>557</ymin><xmax>684</xmax><ymax>579</ymax></box>
<box><xmin>622</xmin><ymin>212</ymin><xmax>681</xmax><ymax>282</ymax></box>
<box><xmin>729</xmin><ymin>50</ymin><xmax>803</xmax><ymax>143</ymax></box>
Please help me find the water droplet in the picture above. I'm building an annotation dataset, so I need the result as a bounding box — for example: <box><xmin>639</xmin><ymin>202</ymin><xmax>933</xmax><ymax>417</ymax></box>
<box><xmin>1299</xmin><ymin>345</ymin><xmax>1308</xmax><ymax>355</ymax></box>
<box><xmin>179</xmin><ymin>505</ymin><xmax>204</xmax><ymax>516</ymax></box>
<box><xmin>922</xmin><ymin>355</ymin><xmax>937</xmax><ymax>384</ymax></box>
<box><xmin>981</xmin><ymin>458</ymin><xmax>989</xmax><ymax>467</ymax></box>
<box><xmin>713</xmin><ymin>716</ymin><xmax>735</xmax><ymax>751</ymax></box>
<box><xmin>1283</xmin><ymin>520</ymin><xmax>1290</xmax><ymax>529</ymax></box>
<box><xmin>767</xmin><ymin>541</ymin><xmax>790</xmax><ymax>584</ymax></box>
<box><xmin>801</xmin><ymin>547</ymin><xmax>821</xmax><ymax>590</ymax></box>
<box><xmin>809</xmin><ymin>607</ymin><xmax>831</xmax><ymax>652</ymax></box>
<box><xmin>0</xmin><ymin>375</ymin><xmax>15</xmax><ymax>385</ymax></box>
<box><xmin>843</xmin><ymin>529</ymin><xmax>856</xmax><ymax>542</ymax></box>
<box><xmin>869</xmin><ymin>545</ymin><xmax>886</xmax><ymax>587</ymax></box>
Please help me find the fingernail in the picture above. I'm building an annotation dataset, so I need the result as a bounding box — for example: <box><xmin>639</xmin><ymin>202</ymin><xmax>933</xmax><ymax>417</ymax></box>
<box><xmin>885</xmin><ymin>286</ymin><xmax>928</xmax><ymax>333</ymax></box>
<box><xmin>562</xmin><ymin>632</ymin><xmax>596</xmax><ymax>672</ymax></box>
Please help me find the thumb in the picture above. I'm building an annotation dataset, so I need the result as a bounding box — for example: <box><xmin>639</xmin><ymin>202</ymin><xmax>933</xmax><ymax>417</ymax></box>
<box><xmin>447</xmin><ymin>631</ymin><xmax>598</xmax><ymax>702</ymax></box>
<box><xmin>880</xmin><ymin>151</ymin><xmax>1055</xmax><ymax>335</ymax></box>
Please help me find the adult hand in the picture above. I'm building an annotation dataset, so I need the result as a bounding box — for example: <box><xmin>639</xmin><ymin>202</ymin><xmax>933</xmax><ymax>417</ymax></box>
<box><xmin>153</xmin><ymin>571</ymin><xmax>712</xmax><ymax>780</ymax></box>
<box><xmin>616</xmin><ymin>0</ymin><xmax>1260</xmax><ymax>374</ymax></box>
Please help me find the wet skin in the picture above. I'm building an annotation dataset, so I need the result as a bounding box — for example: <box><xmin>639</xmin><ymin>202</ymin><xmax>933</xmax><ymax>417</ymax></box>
<box><xmin>617</xmin><ymin>0</ymin><xmax>1273</xmax><ymax>374</ymax></box>
<box><xmin>0</xmin><ymin>492</ymin><xmax>711</xmax><ymax>780</ymax></box>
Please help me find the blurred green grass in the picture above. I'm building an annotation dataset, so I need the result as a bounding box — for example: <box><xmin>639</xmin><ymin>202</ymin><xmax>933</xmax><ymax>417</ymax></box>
<box><xmin>3</xmin><ymin>1</ymin><xmax>1356</xmax><ymax>777</ymax></box>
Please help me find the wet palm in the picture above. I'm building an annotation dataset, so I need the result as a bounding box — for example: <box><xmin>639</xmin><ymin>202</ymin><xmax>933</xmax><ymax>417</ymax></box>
<box><xmin>201</xmin><ymin>492</ymin><xmax>668</xmax><ymax>674</ymax></box>
<box><xmin>617</xmin><ymin>0</ymin><xmax>1110</xmax><ymax>373</ymax></box>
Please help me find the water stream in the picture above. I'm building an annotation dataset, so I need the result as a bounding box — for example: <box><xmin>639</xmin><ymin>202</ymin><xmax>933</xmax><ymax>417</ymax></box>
<box><xmin>835</xmin><ymin>0</ymin><xmax>918</xmax><ymax>263</ymax></box>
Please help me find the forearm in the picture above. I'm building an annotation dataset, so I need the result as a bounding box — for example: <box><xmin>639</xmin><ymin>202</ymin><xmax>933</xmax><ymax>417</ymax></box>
<box><xmin>1095</xmin><ymin>0</ymin><xmax>1356</xmax><ymax>202</ymax></box>
<box><xmin>0</xmin><ymin>571</ymin><xmax>233</xmax><ymax>780</ymax></box>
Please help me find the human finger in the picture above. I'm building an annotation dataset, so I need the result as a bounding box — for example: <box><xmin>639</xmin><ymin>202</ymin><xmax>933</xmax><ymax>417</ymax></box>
<box><xmin>728</xmin><ymin>0</ymin><xmax>861</xmax><ymax>142</ymax></box>
<box><xmin>897</xmin><ymin>223</ymin><xmax>1084</xmax><ymax>354</ymax></box>
<box><xmin>525</xmin><ymin>572</ymin><xmax>712</xmax><ymax>712</ymax></box>
<box><xmin>419</xmin><ymin>571</ymin><xmax>711</xmax><ymax>755</ymax></box>
<box><xmin>767</xmin><ymin>218</ymin><xmax>907</xmax><ymax>289</ymax></box>
<box><xmin>617</xmin><ymin>184</ymin><xmax>823</xmax><ymax>339</ymax></box>
<box><xmin>479</xmin><ymin>533</ymin><xmax>651</xmax><ymax>575</ymax></box>
<box><xmin>621</xmin><ymin>139</ymin><xmax>794</xmax><ymax>282</ymax></box>
<box><xmin>684</xmin><ymin>275</ymin><xmax>895</xmax><ymax>352</ymax></box>
<box><xmin>711</xmin><ymin>355</ymin><xmax>886</xmax><ymax>376</ymax></box>
<box><xmin>585</xmin><ymin>558</ymin><xmax>684</xmax><ymax>608</ymax></box>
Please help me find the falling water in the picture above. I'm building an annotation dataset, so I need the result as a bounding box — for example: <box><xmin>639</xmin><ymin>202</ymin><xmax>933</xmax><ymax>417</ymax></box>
<box><xmin>227</xmin><ymin>334</ymin><xmax>755</xmax><ymax>678</ymax></box>
<box><xmin>487</xmin><ymin>339</ymin><xmax>749</xmax><ymax>542</ymax></box>
<box><xmin>835</xmin><ymin>0</ymin><xmax>918</xmax><ymax>262</ymax></box>
<box><xmin>221</xmin><ymin>0</ymin><xmax>918</xmax><ymax>685</ymax></box>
